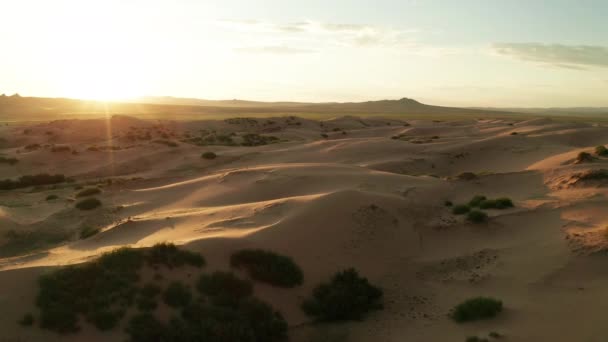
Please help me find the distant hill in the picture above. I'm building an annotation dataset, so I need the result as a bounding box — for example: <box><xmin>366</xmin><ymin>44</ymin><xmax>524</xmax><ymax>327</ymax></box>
<box><xmin>0</xmin><ymin>95</ymin><xmax>522</xmax><ymax>121</ymax></box>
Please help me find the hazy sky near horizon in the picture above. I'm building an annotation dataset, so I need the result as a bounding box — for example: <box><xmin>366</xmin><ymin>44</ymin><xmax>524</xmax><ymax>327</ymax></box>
<box><xmin>2</xmin><ymin>0</ymin><xmax>608</xmax><ymax>107</ymax></box>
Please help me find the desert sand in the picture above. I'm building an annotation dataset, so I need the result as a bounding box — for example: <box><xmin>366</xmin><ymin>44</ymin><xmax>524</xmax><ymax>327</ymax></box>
<box><xmin>2</xmin><ymin>114</ymin><xmax>608</xmax><ymax>341</ymax></box>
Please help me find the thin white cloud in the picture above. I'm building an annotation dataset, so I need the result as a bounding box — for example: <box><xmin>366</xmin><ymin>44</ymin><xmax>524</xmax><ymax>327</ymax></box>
<box><xmin>492</xmin><ymin>43</ymin><xmax>608</xmax><ymax>69</ymax></box>
<box><xmin>235</xmin><ymin>45</ymin><xmax>316</xmax><ymax>54</ymax></box>
<box><xmin>220</xmin><ymin>19</ymin><xmax>419</xmax><ymax>51</ymax></box>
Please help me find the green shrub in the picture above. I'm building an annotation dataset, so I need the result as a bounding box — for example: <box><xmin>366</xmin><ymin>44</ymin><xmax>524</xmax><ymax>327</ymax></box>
<box><xmin>451</xmin><ymin>297</ymin><xmax>503</xmax><ymax>323</ymax></box>
<box><xmin>201</xmin><ymin>151</ymin><xmax>217</xmax><ymax>160</ymax></box>
<box><xmin>163</xmin><ymin>282</ymin><xmax>192</xmax><ymax>308</ymax></box>
<box><xmin>147</xmin><ymin>243</ymin><xmax>205</xmax><ymax>268</ymax></box>
<box><xmin>197</xmin><ymin>271</ymin><xmax>253</xmax><ymax>300</ymax></box>
<box><xmin>140</xmin><ymin>283</ymin><xmax>162</xmax><ymax>298</ymax></box>
<box><xmin>136</xmin><ymin>297</ymin><xmax>157</xmax><ymax>312</ymax></box>
<box><xmin>230</xmin><ymin>249</ymin><xmax>303</xmax><ymax>287</ymax></box>
<box><xmin>468</xmin><ymin>195</ymin><xmax>487</xmax><ymax>207</ymax></box>
<box><xmin>452</xmin><ymin>204</ymin><xmax>471</xmax><ymax>215</ymax></box>
<box><xmin>125</xmin><ymin>313</ymin><xmax>166</xmax><ymax>342</ymax></box>
<box><xmin>76</xmin><ymin>187</ymin><xmax>101</xmax><ymax>197</ymax></box>
<box><xmin>467</xmin><ymin>210</ymin><xmax>488</xmax><ymax>223</ymax></box>
<box><xmin>173</xmin><ymin>298</ymin><xmax>288</xmax><ymax>342</ymax></box>
<box><xmin>0</xmin><ymin>156</ymin><xmax>18</xmax><ymax>165</ymax></box>
<box><xmin>19</xmin><ymin>313</ymin><xmax>34</xmax><ymax>326</ymax></box>
<box><xmin>596</xmin><ymin>145</ymin><xmax>608</xmax><ymax>156</ymax></box>
<box><xmin>466</xmin><ymin>337</ymin><xmax>489</xmax><ymax>342</ymax></box>
<box><xmin>153</xmin><ymin>139</ymin><xmax>178</xmax><ymax>147</ymax></box>
<box><xmin>576</xmin><ymin>151</ymin><xmax>594</xmax><ymax>163</ymax></box>
<box><xmin>301</xmin><ymin>268</ymin><xmax>383</xmax><ymax>321</ymax></box>
<box><xmin>87</xmin><ymin>309</ymin><xmax>121</xmax><ymax>330</ymax></box>
<box><xmin>80</xmin><ymin>226</ymin><xmax>101</xmax><ymax>239</ymax></box>
<box><xmin>46</xmin><ymin>194</ymin><xmax>58</xmax><ymax>201</ymax></box>
<box><xmin>0</xmin><ymin>173</ymin><xmax>66</xmax><ymax>190</ymax></box>
<box><xmin>36</xmin><ymin>248</ymin><xmax>144</xmax><ymax>333</ymax></box>
<box><xmin>75</xmin><ymin>198</ymin><xmax>102</xmax><ymax>210</ymax></box>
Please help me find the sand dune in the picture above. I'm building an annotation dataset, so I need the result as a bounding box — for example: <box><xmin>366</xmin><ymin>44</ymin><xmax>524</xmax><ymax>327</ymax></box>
<box><xmin>2</xmin><ymin>115</ymin><xmax>608</xmax><ymax>341</ymax></box>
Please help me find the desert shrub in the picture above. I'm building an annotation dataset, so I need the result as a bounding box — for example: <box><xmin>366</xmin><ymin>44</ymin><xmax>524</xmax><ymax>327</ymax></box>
<box><xmin>153</xmin><ymin>139</ymin><xmax>178</xmax><ymax>147</ymax></box>
<box><xmin>457</xmin><ymin>172</ymin><xmax>477</xmax><ymax>180</ymax></box>
<box><xmin>36</xmin><ymin>248</ymin><xmax>145</xmax><ymax>333</ymax></box>
<box><xmin>126</xmin><ymin>313</ymin><xmax>166</xmax><ymax>342</ymax></box>
<box><xmin>75</xmin><ymin>187</ymin><xmax>101</xmax><ymax>197</ymax></box>
<box><xmin>444</xmin><ymin>200</ymin><xmax>453</xmax><ymax>207</ymax></box>
<box><xmin>51</xmin><ymin>145</ymin><xmax>71</xmax><ymax>152</ymax></box>
<box><xmin>452</xmin><ymin>204</ymin><xmax>471</xmax><ymax>215</ymax></box>
<box><xmin>201</xmin><ymin>151</ymin><xmax>217</xmax><ymax>159</ymax></box>
<box><xmin>197</xmin><ymin>271</ymin><xmax>253</xmax><ymax>302</ymax></box>
<box><xmin>467</xmin><ymin>210</ymin><xmax>488</xmax><ymax>223</ymax></box>
<box><xmin>468</xmin><ymin>195</ymin><xmax>487</xmax><ymax>207</ymax></box>
<box><xmin>0</xmin><ymin>173</ymin><xmax>66</xmax><ymax>190</ymax></box>
<box><xmin>479</xmin><ymin>197</ymin><xmax>513</xmax><ymax>209</ymax></box>
<box><xmin>230</xmin><ymin>249</ymin><xmax>303</xmax><ymax>287</ymax></box>
<box><xmin>171</xmin><ymin>298</ymin><xmax>288</xmax><ymax>342</ymax></box>
<box><xmin>75</xmin><ymin>198</ymin><xmax>102</xmax><ymax>210</ymax></box>
<box><xmin>576</xmin><ymin>151</ymin><xmax>594</xmax><ymax>163</ymax></box>
<box><xmin>466</xmin><ymin>337</ymin><xmax>489</xmax><ymax>342</ymax></box>
<box><xmin>140</xmin><ymin>283</ymin><xmax>162</xmax><ymax>298</ymax></box>
<box><xmin>19</xmin><ymin>313</ymin><xmax>34</xmax><ymax>326</ymax></box>
<box><xmin>321</xmin><ymin>133</ymin><xmax>329</xmax><ymax>138</ymax></box>
<box><xmin>0</xmin><ymin>156</ymin><xmax>18</xmax><ymax>165</ymax></box>
<box><xmin>46</xmin><ymin>194</ymin><xmax>58</xmax><ymax>201</ymax></box>
<box><xmin>163</xmin><ymin>282</ymin><xmax>192</xmax><ymax>308</ymax></box>
<box><xmin>301</xmin><ymin>268</ymin><xmax>383</xmax><ymax>321</ymax></box>
<box><xmin>146</xmin><ymin>243</ymin><xmax>205</xmax><ymax>268</ymax></box>
<box><xmin>596</xmin><ymin>145</ymin><xmax>608</xmax><ymax>156</ymax></box>
<box><xmin>489</xmin><ymin>332</ymin><xmax>502</xmax><ymax>338</ymax></box>
<box><xmin>88</xmin><ymin>309</ymin><xmax>121</xmax><ymax>330</ymax></box>
<box><xmin>80</xmin><ymin>226</ymin><xmax>101</xmax><ymax>239</ymax></box>
<box><xmin>136</xmin><ymin>297</ymin><xmax>157</xmax><ymax>312</ymax></box>
<box><xmin>451</xmin><ymin>297</ymin><xmax>503</xmax><ymax>323</ymax></box>
<box><xmin>510</xmin><ymin>132</ymin><xmax>518</xmax><ymax>135</ymax></box>
<box><xmin>241</xmin><ymin>133</ymin><xmax>279</xmax><ymax>146</ymax></box>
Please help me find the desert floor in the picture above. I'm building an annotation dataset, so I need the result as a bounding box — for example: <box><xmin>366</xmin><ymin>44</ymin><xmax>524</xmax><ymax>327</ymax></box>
<box><xmin>2</xmin><ymin>115</ymin><xmax>608</xmax><ymax>341</ymax></box>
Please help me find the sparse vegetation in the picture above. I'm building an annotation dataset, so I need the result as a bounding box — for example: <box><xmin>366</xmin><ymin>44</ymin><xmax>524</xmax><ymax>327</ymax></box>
<box><xmin>75</xmin><ymin>198</ymin><xmax>102</xmax><ymax>210</ymax></box>
<box><xmin>19</xmin><ymin>313</ymin><xmax>34</xmax><ymax>326</ymax></box>
<box><xmin>153</xmin><ymin>139</ymin><xmax>178</xmax><ymax>147</ymax></box>
<box><xmin>45</xmin><ymin>194</ymin><xmax>58</xmax><ymax>201</ymax></box>
<box><xmin>33</xmin><ymin>244</ymin><xmax>211</xmax><ymax>335</ymax></box>
<box><xmin>576</xmin><ymin>151</ymin><xmax>594</xmax><ymax>163</ymax></box>
<box><xmin>0</xmin><ymin>173</ymin><xmax>66</xmax><ymax>190</ymax></box>
<box><xmin>230</xmin><ymin>249</ymin><xmax>304</xmax><ymax>287</ymax></box>
<box><xmin>241</xmin><ymin>133</ymin><xmax>280</xmax><ymax>146</ymax></box>
<box><xmin>444</xmin><ymin>200</ymin><xmax>453</xmax><ymax>207</ymax></box>
<box><xmin>467</xmin><ymin>210</ymin><xmax>488</xmax><ymax>223</ymax></box>
<box><xmin>50</xmin><ymin>145</ymin><xmax>71</xmax><ymax>152</ymax></box>
<box><xmin>75</xmin><ymin>187</ymin><xmax>101</xmax><ymax>197</ymax></box>
<box><xmin>146</xmin><ymin>242</ymin><xmax>205</xmax><ymax>268</ymax></box>
<box><xmin>451</xmin><ymin>297</ymin><xmax>503</xmax><ymax>322</ymax></box>
<box><xmin>163</xmin><ymin>282</ymin><xmax>192</xmax><ymax>308</ymax></box>
<box><xmin>596</xmin><ymin>145</ymin><xmax>608</xmax><ymax>156</ymax></box>
<box><xmin>0</xmin><ymin>156</ymin><xmax>18</xmax><ymax>165</ymax></box>
<box><xmin>479</xmin><ymin>197</ymin><xmax>514</xmax><ymax>209</ymax></box>
<box><xmin>452</xmin><ymin>204</ymin><xmax>471</xmax><ymax>215</ymax></box>
<box><xmin>201</xmin><ymin>151</ymin><xmax>217</xmax><ymax>159</ymax></box>
<box><xmin>79</xmin><ymin>226</ymin><xmax>101</xmax><ymax>239</ymax></box>
<box><xmin>302</xmin><ymin>268</ymin><xmax>383</xmax><ymax>321</ymax></box>
<box><xmin>468</xmin><ymin>195</ymin><xmax>487</xmax><ymax>207</ymax></box>
<box><xmin>197</xmin><ymin>271</ymin><xmax>253</xmax><ymax>303</ymax></box>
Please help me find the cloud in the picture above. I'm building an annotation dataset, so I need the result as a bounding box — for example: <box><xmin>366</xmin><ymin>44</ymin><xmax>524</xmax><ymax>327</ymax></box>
<box><xmin>220</xmin><ymin>19</ymin><xmax>418</xmax><ymax>49</ymax></box>
<box><xmin>492</xmin><ymin>43</ymin><xmax>608</xmax><ymax>69</ymax></box>
<box><xmin>235</xmin><ymin>45</ymin><xmax>316</xmax><ymax>54</ymax></box>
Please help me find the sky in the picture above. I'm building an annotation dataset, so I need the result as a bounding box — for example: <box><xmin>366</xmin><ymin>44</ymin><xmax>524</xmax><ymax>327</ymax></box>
<box><xmin>1</xmin><ymin>0</ymin><xmax>608</xmax><ymax>107</ymax></box>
